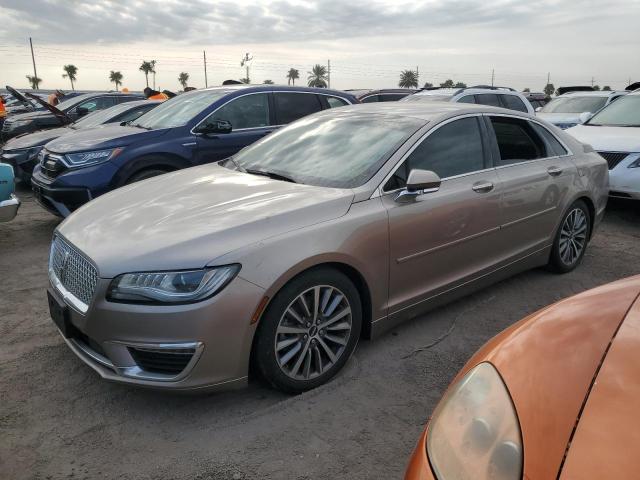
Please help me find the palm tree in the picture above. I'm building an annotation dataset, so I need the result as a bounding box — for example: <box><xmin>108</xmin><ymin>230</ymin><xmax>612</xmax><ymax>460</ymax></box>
<box><xmin>109</xmin><ymin>71</ymin><xmax>123</xmax><ymax>91</ymax></box>
<box><xmin>307</xmin><ymin>64</ymin><xmax>328</xmax><ymax>88</ymax></box>
<box><xmin>62</xmin><ymin>64</ymin><xmax>78</xmax><ymax>90</ymax></box>
<box><xmin>178</xmin><ymin>72</ymin><xmax>189</xmax><ymax>90</ymax></box>
<box><xmin>25</xmin><ymin>74</ymin><xmax>42</xmax><ymax>90</ymax></box>
<box><xmin>139</xmin><ymin>60</ymin><xmax>154</xmax><ymax>87</ymax></box>
<box><xmin>399</xmin><ymin>70</ymin><xmax>418</xmax><ymax>89</ymax></box>
<box><xmin>263</xmin><ymin>79</ymin><xmax>274</xmax><ymax>84</ymax></box>
<box><xmin>239</xmin><ymin>78</ymin><xmax>250</xmax><ymax>84</ymax></box>
<box><xmin>286</xmin><ymin>68</ymin><xmax>300</xmax><ymax>86</ymax></box>
<box><xmin>150</xmin><ymin>60</ymin><xmax>157</xmax><ymax>89</ymax></box>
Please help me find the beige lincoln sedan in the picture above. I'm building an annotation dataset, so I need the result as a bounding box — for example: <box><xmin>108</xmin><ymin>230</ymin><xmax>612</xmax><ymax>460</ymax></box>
<box><xmin>47</xmin><ymin>102</ymin><xmax>608</xmax><ymax>393</ymax></box>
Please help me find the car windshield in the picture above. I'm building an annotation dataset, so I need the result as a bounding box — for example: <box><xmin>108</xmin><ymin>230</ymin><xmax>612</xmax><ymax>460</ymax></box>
<box><xmin>230</xmin><ymin>112</ymin><xmax>424</xmax><ymax>188</ymax></box>
<box><xmin>540</xmin><ymin>96</ymin><xmax>607</xmax><ymax>114</ymax></box>
<box><xmin>133</xmin><ymin>90</ymin><xmax>229</xmax><ymax>130</ymax></box>
<box><xmin>71</xmin><ymin>103</ymin><xmax>131</xmax><ymax>129</ymax></box>
<box><xmin>587</xmin><ymin>95</ymin><xmax>640</xmax><ymax>127</ymax></box>
<box><xmin>401</xmin><ymin>94</ymin><xmax>452</xmax><ymax>103</ymax></box>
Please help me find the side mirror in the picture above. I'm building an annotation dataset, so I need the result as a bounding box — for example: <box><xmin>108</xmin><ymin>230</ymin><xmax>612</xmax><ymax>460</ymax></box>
<box><xmin>196</xmin><ymin>119</ymin><xmax>232</xmax><ymax>135</ymax></box>
<box><xmin>396</xmin><ymin>169</ymin><xmax>441</xmax><ymax>201</ymax></box>
<box><xmin>76</xmin><ymin>106</ymin><xmax>89</xmax><ymax>117</ymax></box>
<box><xmin>579</xmin><ymin>112</ymin><xmax>593</xmax><ymax>124</ymax></box>
<box><xmin>535</xmin><ymin>106</ymin><xmax>542</xmax><ymax>113</ymax></box>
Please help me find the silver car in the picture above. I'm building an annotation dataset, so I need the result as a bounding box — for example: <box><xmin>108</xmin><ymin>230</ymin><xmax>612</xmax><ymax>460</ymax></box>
<box><xmin>46</xmin><ymin>103</ymin><xmax>608</xmax><ymax>393</ymax></box>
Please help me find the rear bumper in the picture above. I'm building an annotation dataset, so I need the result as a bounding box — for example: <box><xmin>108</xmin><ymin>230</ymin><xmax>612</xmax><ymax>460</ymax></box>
<box><xmin>31</xmin><ymin>173</ymin><xmax>92</xmax><ymax>217</ymax></box>
<box><xmin>0</xmin><ymin>193</ymin><xmax>20</xmax><ymax>222</ymax></box>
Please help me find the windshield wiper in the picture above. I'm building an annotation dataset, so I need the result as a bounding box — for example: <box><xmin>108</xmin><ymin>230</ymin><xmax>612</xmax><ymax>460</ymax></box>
<box><xmin>220</xmin><ymin>156</ymin><xmax>246</xmax><ymax>172</ymax></box>
<box><xmin>130</xmin><ymin>123</ymin><xmax>151</xmax><ymax>130</ymax></box>
<box><xmin>245</xmin><ymin>168</ymin><xmax>297</xmax><ymax>183</ymax></box>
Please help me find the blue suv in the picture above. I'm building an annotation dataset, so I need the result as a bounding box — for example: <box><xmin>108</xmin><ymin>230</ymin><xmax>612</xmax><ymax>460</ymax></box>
<box><xmin>31</xmin><ymin>85</ymin><xmax>357</xmax><ymax>216</ymax></box>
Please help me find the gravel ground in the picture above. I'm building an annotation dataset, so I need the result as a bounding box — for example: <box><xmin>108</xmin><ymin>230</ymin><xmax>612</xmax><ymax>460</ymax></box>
<box><xmin>1</xmin><ymin>183</ymin><xmax>639</xmax><ymax>480</ymax></box>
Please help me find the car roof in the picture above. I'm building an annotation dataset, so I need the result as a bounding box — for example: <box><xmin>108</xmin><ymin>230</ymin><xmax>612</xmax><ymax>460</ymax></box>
<box><xmin>197</xmin><ymin>84</ymin><xmax>356</xmax><ymax>98</ymax></box>
<box><xmin>328</xmin><ymin>101</ymin><xmax>531</xmax><ymax>122</ymax></box>
<box><xmin>559</xmin><ymin>90</ymin><xmax>627</xmax><ymax>97</ymax></box>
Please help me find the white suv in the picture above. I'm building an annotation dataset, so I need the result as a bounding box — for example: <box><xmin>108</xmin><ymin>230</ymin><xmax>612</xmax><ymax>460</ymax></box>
<box><xmin>567</xmin><ymin>90</ymin><xmax>640</xmax><ymax>200</ymax></box>
<box><xmin>400</xmin><ymin>86</ymin><xmax>535</xmax><ymax>114</ymax></box>
<box><xmin>538</xmin><ymin>90</ymin><xmax>628</xmax><ymax>130</ymax></box>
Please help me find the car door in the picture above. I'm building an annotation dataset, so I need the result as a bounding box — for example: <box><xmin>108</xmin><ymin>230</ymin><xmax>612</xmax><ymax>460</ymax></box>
<box><xmin>485</xmin><ymin>114</ymin><xmax>575</xmax><ymax>259</ymax></box>
<box><xmin>194</xmin><ymin>92</ymin><xmax>274</xmax><ymax>164</ymax></box>
<box><xmin>380</xmin><ymin>115</ymin><xmax>502</xmax><ymax>315</ymax></box>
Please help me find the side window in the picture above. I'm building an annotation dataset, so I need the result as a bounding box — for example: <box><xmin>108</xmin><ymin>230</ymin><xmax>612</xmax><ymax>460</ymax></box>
<box><xmin>384</xmin><ymin>117</ymin><xmax>485</xmax><ymax>191</ymax></box>
<box><xmin>531</xmin><ymin>123</ymin><xmax>568</xmax><ymax>157</ymax></box>
<box><xmin>273</xmin><ymin>92</ymin><xmax>322</xmax><ymax>124</ymax></box>
<box><xmin>476</xmin><ymin>94</ymin><xmax>502</xmax><ymax>108</ymax></box>
<box><xmin>209</xmin><ymin>93</ymin><xmax>270</xmax><ymax>130</ymax></box>
<box><xmin>501</xmin><ymin>95</ymin><xmax>528</xmax><ymax>113</ymax></box>
<box><xmin>379</xmin><ymin>94</ymin><xmax>403</xmax><ymax>102</ymax></box>
<box><xmin>361</xmin><ymin>95</ymin><xmax>380</xmax><ymax>103</ymax></box>
<box><xmin>489</xmin><ymin>116</ymin><xmax>547</xmax><ymax>165</ymax></box>
<box><xmin>78</xmin><ymin>96</ymin><xmax>116</xmax><ymax>113</ymax></box>
<box><xmin>326</xmin><ymin>96</ymin><xmax>348</xmax><ymax>108</ymax></box>
<box><xmin>457</xmin><ymin>95</ymin><xmax>476</xmax><ymax>104</ymax></box>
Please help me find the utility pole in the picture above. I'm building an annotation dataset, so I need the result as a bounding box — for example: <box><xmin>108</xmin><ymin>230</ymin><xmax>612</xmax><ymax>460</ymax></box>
<box><xmin>591</xmin><ymin>76</ymin><xmax>595</xmax><ymax>87</ymax></box>
<box><xmin>203</xmin><ymin>50</ymin><xmax>208</xmax><ymax>88</ymax></box>
<box><xmin>327</xmin><ymin>59</ymin><xmax>331</xmax><ymax>88</ymax></box>
<box><xmin>29</xmin><ymin>37</ymin><xmax>38</xmax><ymax>90</ymax></box>
<box><xmin>491</xmin><ymin>68</ymin><xmax>495</xmax><ymax>87</ymax></box>
<box><xmin>240</xmin><ymin>53</ymin><xmax>253</xmax><ymax>83</ymax></box>
<box><xmin>547</xmin><ymin>72</ymin><xmax>550</xmax><ymax>86</ymax></box>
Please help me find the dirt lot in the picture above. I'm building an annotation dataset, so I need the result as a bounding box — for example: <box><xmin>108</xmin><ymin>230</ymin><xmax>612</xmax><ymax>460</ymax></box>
<box><xmin>1</xmin><ymin>183</ymin><xmax>639</xmax><ymax>480</ymax></box>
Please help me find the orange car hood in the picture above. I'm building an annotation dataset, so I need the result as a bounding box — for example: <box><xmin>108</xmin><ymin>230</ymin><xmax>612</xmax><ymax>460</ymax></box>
<box><xmin>559</xmin><ymin>293</ymin><xmax>640</xmax><ymax>479</ymax></box>
<box><xmin>460</xmin><ymin>276</ymin><xmax>640</xmax><ymax>480</ymax></box>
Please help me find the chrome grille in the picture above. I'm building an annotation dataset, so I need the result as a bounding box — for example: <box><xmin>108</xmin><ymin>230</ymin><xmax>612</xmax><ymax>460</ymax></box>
<box><xmin>597</xmin><ymin>151</ymin><xmax>629</xmax><ymax>170</ymax></box>
<box><xmin>40</xmin><ymin>151</ymin><xmax>67</xmax><ymax>179</ymax></box>
<box><xmin>49</xmin><ymin>236</ymin><xmax>98</xmax><ymax>309</ymax></box>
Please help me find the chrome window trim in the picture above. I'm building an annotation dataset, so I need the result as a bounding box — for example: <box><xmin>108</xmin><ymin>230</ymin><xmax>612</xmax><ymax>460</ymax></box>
<box><xmin>374</xmin><ymin>113</ymin><xmax>490</xmax><ymax>197</ymax></box>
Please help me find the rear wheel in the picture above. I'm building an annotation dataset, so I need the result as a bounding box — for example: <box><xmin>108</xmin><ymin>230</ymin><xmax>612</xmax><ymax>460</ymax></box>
<box><xmin>548</xmin><ymin>200</ymin><xmax>591</xmax><ymax>273</ymax></box>
<box><xmin>125</xmin><ymin>168</ymin><xmax>168</xmax><ymax>185</ymax></box>
<box><xmin>254</xmin><ymin>268</ymin><xmax>362</xmax><ymax>393</ymax></box>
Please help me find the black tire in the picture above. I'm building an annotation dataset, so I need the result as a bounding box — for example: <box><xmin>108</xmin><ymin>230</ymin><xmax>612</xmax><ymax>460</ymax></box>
<box><xmin>254</xmin><ymin>267</ymin><xmax>362</xmax><ymax>394</ymax></box>
<box><xmin>125</xmin><ymin>168</ymin><xmax>168</xmax><ymax>185</ymax></box>
<box><xmin>548</xmin><ymin>200</ymin><xmax>591</xmax><ymax>273</ymax></box>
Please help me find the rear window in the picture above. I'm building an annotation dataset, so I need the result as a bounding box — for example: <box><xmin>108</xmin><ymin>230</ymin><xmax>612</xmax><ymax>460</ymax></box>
<box><xmin>361</xmin><ymin>95</ymin><xmax>380</xmax><ymax>103</ymax></box>
<box><xmin>326</xmin><ymin>96</ymin><xmax>349</xmax><ymax>108</ymax></box>
<box><xmin>501</xmin><ymin>95</ymin><xmax>528</xmax><ymax>113</ymax></box>
<box><xmin>476</xmin><ymin>94</ymin><xmax>502</xmax><ymax>108</ymax></box>
<box><xmin>531</xmin><ymin>123</ymin><xmax>568</xmax><ymax>157</ymax></box>
<box><xmin>489</xmin><ymin>116</ymin><xmax>546</xmax><ymax>165</ymax></box>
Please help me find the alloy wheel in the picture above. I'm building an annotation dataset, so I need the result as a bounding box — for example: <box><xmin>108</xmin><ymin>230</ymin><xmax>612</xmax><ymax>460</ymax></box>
<box><xmin>275</xmin><ymin>285</ymin><xmax>352</xmax><ymax>381</ymax></box>
<box><xmin>559</xmin><ymin>208</ymin><xmax>588</xmax><ymax>266</ymax></box>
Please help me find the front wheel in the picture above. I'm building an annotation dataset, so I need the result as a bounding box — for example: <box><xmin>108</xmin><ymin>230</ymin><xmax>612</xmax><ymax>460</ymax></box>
<box><xmin>548</xmin><ymin>200</ymin><xmax>591</xmax><ymax>273</ymax></box>
<box><xmin>254</xmin><ymin>268</ymin><xmax>362</xmax><ymax>393</ymax></box>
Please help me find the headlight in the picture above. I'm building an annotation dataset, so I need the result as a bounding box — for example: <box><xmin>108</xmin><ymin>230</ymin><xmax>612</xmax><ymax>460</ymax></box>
<box><xmin>628</xmin><ymin>155</ymin><xmax>640</xmax><ymax>168</ymax></box>
<box><xmin>107</xmin><ymin>265</ymin><xmax>241</xmax><ymax>304</ymax></box>
<box><xmin>427</xmin><ymin>363</ymin><xmax>522</xmax><ymax>480</ymax></box>
<box><xmin>26</xmin><ymin>145</ymin><xmax>43</xmax><ymax>161</ymax></box>
<box><xmin>63</xmin><ymin>148</ymin><xmax>123</xmax><ymax>168</ymax></box>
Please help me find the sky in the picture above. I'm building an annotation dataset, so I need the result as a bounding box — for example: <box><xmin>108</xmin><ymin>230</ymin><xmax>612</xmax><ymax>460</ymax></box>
<box><xmin>1</xmin><ymin>0</ymin><xmax>640</xmax><ymax>93</ymax></box>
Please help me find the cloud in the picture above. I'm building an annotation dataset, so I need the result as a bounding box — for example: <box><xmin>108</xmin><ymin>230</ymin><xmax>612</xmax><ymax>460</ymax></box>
<box><xmin>0</xmin><ymin>0</ymin><xmax>629</xmax><ymax>46</ymax></box>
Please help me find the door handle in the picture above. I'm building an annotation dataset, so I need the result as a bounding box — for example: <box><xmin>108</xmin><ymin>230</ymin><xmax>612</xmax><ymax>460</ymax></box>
<box><xmin>472</xmin><ymin>181</ymin><xmax>494</xmax><ymax>193</ymax></box>
<box><xmin>547</xmin><ymin>166</ymin><xmax>563</xmax><ymax>177</ymax></box>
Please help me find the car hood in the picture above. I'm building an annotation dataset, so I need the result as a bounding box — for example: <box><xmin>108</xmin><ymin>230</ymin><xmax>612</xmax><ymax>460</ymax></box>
<box><xmin>566</xmin><ymin>124</ymin><xmax>640</xmax><ymax>152</ymax></box>
<box><xmin>45</xmin><ymin>124</ymin><xmax>168</xmax><ymax>153</ymax></box>
<box><xmin>57</xmin><ymin>164</ymin><xmax>355</xmax><ymax>278</ymax></box>
<box><xmin>5</xmin><ymin>110</ymin><xmax>53</xmax><ymax>122</ymax></box>
<box><xmin>455</xmin><ymin>276</ymin><xmax>640</xmax><ymax>480</ymax></box>
<box><xmin>536</xmin><ymin>112</ymin><xmax>581</xmax><ymax>124</ymax></box>
<box><xmin>4</xmin><ymin>127</ymin><xmax>70</xmax><ymax>150</ymax></box>
<box><xmin>559</xmin><ymin>292</ymin><xmax>640</xmax><ymax>479</ymax></box>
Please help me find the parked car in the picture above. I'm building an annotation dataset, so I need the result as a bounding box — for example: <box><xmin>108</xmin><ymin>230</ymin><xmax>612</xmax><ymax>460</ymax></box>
<box><xmin>1</xmin><ymin>91</ymin><xmax>145</xmax><ymax>142</ymax></box>
<box><xmin>567</xmin><ymin>90</ymin><xmax>640</xmax><ymax>200</ymax></box>
<box><xmin>45</xmin><ymin>102</ymin><xmax>606</xmax><ymax>393</ymax></box>
<box><xmin>31</xmin><ymin>85</ymin><xmax>357</xmax><ymax>216</ymax></box>
<box><xmin>401</xmin><ymin>86</ymin><xmax>535</xmax><ymax>114</ymax></box>
<box><xmin>0</xmin><ymin>163</ymin><xmax>20</xmax><ymax>222</ymax></box>
<box><xmin>2</xmin><ymin>86</ymin><xmax>47</xmax><ymax>115</ymax></box>
<box><xmin>537</xmin><ymin>88</ymin><xmax>627</xmax><ymax>129</ymax></box>
<box><xmin>1</xmin><ymin>100</ymin><xmax>160</xmax><ymax>183</ymax></box>
<box><xmin>521</xmin><ymin>91</ymin><xmax>549</xmax><ymax>110</ymax></box>
<box><xmin>405</xmin><ymin>275</ymin><xmax>640</xmax><ymax>480</ymax></box>
<box><xmin>346</xmin><ymin>88</ymin><xmax>418</xmax><ymax>102</ymax></box>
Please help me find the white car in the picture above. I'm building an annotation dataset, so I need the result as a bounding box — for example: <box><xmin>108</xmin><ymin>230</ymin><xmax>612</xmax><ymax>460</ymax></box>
<box><xmin>538</xmin><ymin>90</ymin><xmax>627</xmax><ymax>130</ymax></box>
<box><xmin>567</xmin><ymin>91</ymin><xmax>640</xmax><ymax>200</ymax></box>
<box><xmin>401</xmin><ymin>86</ymin><xmax>535</xmax><ymax>114</ymax></box>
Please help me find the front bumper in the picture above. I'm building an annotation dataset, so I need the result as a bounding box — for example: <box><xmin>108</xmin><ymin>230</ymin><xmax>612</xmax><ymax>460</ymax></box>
<box><xmin>48</xmin><ymin>272</ymin><xmax>266</xmax><ymax>391</ymax></box>
<box><xmin>405</xmin><ymin>428</ymin><xmax>435</xmax><ymax>480</ymax></box>
<box><xmin>610</xmin><ymin>158</ymin><xmax>640</xmax><ymax>200</ymax></box>
<box><xmin>0</xmin><ymin>148</ymin><xmax>39</xmax><ymax>182</ymax></box>
<box><xmin>31</xmin><ymin>170</ymin><xmax>92</xmax><ymax>217</ymax></box>
<box><xmin>0</xmin><ymin>193</ymin><xmax>20</xmax><ymax>222</ymax></box>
